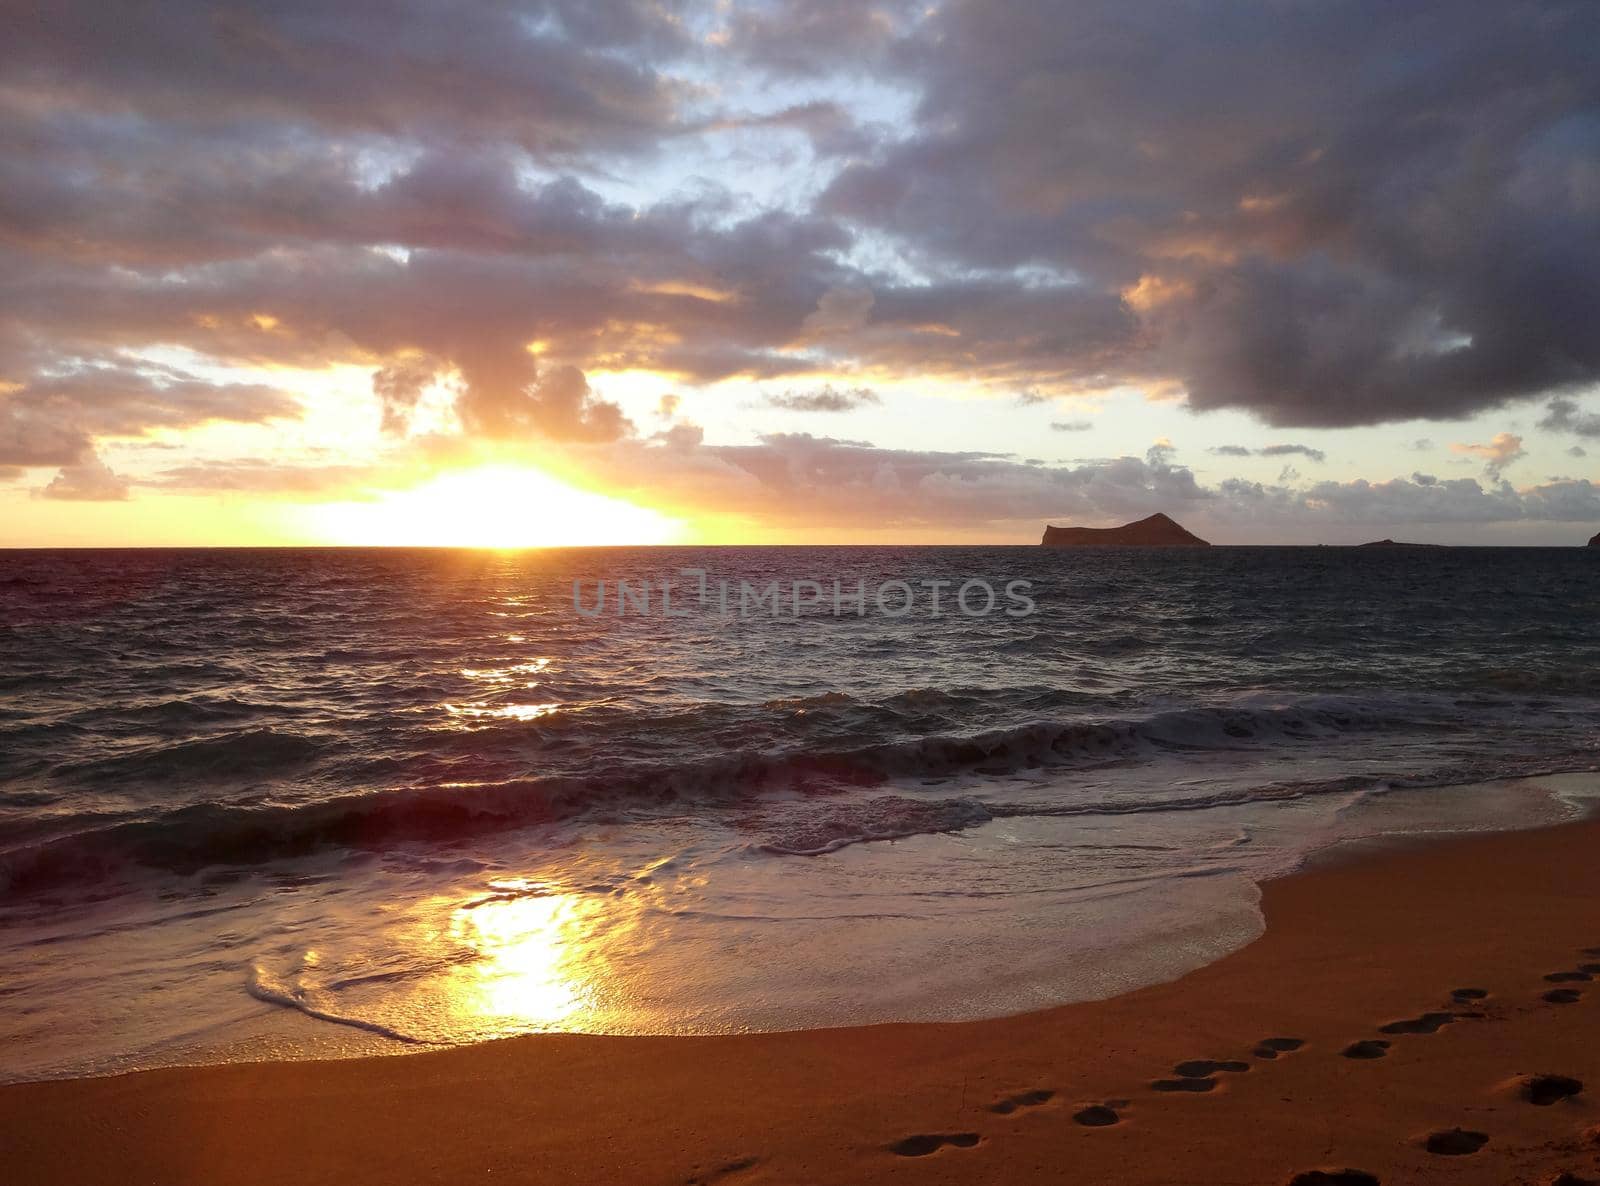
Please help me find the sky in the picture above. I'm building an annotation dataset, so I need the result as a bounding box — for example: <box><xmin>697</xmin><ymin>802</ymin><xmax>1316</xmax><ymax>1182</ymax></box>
<box><xmin>2</xmin><ymin>0</ymin><xmax>1599</xmax><ymax>546</ymax></box>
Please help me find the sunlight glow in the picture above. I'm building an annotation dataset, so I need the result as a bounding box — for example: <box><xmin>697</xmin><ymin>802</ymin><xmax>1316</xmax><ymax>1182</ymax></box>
<box><xmin>304</xmin><ymin>464</ymin><xmax>683</xmax><ymax>547</ymax></box>
<box><xmin>448</xmin><ymin>885</ymin><xmax>591</xmax><ymax>1029</ymax></box>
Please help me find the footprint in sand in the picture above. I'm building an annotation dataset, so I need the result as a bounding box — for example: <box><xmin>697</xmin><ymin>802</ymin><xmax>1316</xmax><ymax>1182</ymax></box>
<box><xmin>888</xmin><ymin>1133</ymin><xmax>981</xmax><ymax>1157</ymax></box>
<box><xmin>1286</xmin><ymin>1172</ymin><xmax>1380</xmax><ymax>1186</ymax></box>
<box><xmin>1253</xmin><ymin>1037</ymin><xmax>1306</xmax><ymax>1060</ymax></box>
<box><xmin>1545</xmin><ymin>988</ymin><xmax>1584</xmax><ymax>1004</ymax></box>
<box><xmin>1580</xmin><ymin>963</ymin><xmax>1600</xmax><ymax>975</ymax></box>
<box><xmin>1549</xmin><ymin>1173</ymin><xmax>1598</xmax><ymax>1186</ymax></box>
<box><xmin>1521</xmin><ymin>1074</ymin><xmax>1583</xmax><ymax>1106</ymax></box>
<box><xmin>1546</xmin><ymin>971</ymin><xmax>1594</xmax><ymax>983</ymax></box>
<box><xmin>1173</xmin><ymin>1059</ymin><xmax>1251</xmax><ymax>1077</ymax></box>
<box><xmin>1153</xmin><ymin>1059</ymin><xmax>1250</xmax><ymax>1093</ymax></box>
<box><xmin>685</xmin><ymin>1157</ymin><xmax>759</xmax><ymax>1185</ymax></box>
<box><xmin>1341</xmin><ymin>1039</ymin><xmax>1391</xmax><ymax>1060</ymax></box>
<box><xmin>1450</xmin><ymin>987</ymin><xmax>1489</xmax><ymax>1002</ymax></box>
<box><xmin>1152</xmin><ymin>1076</ymin><xmax>1218</xmax><ymax>1092</ymax></box>
<box><xmin>1379</xmin><ymin>1011</ymin><xmax>1456</xmax><ymax>1034</ymax></box>
<box><xmin>1424</xmin><ymin>1128</ymin><xmax>1488</xmax><ymax>1156</ymax></box>
<box><xmin>1072</xmin><ymin>1104</ymin><xmax>1121</xmax><ymax>1127</ymax></box>
<box><xmin>989</xmin><ymin>1088</ymin><xmax>1054</xmax><ymax>1115</ymax></box>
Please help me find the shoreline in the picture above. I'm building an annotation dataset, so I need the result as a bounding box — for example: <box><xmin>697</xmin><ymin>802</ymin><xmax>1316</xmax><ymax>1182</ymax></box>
<box><xmin>6</xmin><ymin>808</ymin><xmax>1600</xmax><ymax>1183</ymax></box>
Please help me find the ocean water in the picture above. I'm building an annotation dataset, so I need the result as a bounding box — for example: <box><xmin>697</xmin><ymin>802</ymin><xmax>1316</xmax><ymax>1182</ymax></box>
<box><xmin>1</xmin><ymin>545</ymin><xmax>1598</xmax><ymax>1083</ymax></box>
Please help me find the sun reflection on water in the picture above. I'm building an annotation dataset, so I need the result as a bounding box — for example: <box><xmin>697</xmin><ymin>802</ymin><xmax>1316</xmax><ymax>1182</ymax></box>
<box><xmin>444</xmin><ymin>701</ymin><xmax>561</xmax><ymax>722</ymax></box>
<box><xmin>445</xmin><ymin>882</ymin><xmax>594</xmax><ymax>1031</ymax></box>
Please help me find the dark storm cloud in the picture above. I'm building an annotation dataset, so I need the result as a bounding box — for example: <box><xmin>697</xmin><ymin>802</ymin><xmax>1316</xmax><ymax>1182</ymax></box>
<box><xmin>0</xmin><ymin>1</ymin><xmax>689</xmax><ymax>157</ymax></box>
<box><xmin>720</xmin><ymin>1</ymin><xmax>921</xmax><ymax>78</ymax></box>
<box><xmin>822</xmin><ymin>0</ymin><xmax>1600</xmax><ymax>426</ymax></box>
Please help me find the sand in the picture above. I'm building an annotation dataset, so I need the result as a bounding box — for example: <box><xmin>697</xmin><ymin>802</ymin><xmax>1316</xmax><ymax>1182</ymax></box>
<box><xmin>5</xmin><ymin>819</ymin><xmax>1600</xmax><ymax>1186</ymax></box>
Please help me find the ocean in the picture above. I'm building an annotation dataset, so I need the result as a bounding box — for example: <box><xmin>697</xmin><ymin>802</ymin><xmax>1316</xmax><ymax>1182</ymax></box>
<box><xmin>1</xmin><ymin>545</ymin><xmax>1597</xmax><ymax>1083</ymax></box>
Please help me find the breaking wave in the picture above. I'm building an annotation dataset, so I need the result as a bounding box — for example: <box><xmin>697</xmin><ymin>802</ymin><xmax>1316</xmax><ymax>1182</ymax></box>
<box><xmin>4</xmin><ymin>693</ymin><xmax>1592</xmax><ymax>892</ymax></box>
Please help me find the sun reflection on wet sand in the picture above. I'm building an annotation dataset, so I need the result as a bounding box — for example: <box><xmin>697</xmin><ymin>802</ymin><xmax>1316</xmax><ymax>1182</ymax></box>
<box><xmin>441</xmin><ymin>882</ymin><xmax>599</xmax><ymax>1033</ymax></box>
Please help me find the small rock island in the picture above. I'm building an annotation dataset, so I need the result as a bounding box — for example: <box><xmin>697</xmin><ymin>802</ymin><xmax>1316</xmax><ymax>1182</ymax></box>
<box><xmin>1590</xmin><ymin>531</ymin><xmax>1599</xmax><ymax>547</ymax></box>
<box><xmin>1041</xmin><ymin>512</ymin><xmax>1210</xmax><ymax>547</ymax></box>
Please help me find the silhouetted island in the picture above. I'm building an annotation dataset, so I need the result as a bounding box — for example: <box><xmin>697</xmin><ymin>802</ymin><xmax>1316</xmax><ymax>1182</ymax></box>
<box><xmin>1590</xmin><ymin>531</ymin><xmax>1599</xmax><ymax>547</ymax></box>
<box><xmin>1041</xmin><ymin>513</ymin><xmax>1210</xmax><ymax>547</ymax></box>
<box><xmin>1356</xmin><ymin>539</ymin><xmax>1446</xmax><ymax>548</ymax></box>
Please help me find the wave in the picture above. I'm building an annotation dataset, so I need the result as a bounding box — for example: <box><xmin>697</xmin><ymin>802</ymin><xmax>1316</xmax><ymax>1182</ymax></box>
<box><xmin>755</xmin><ymin>760</ymin><xmax>1600</xmax><ymax>858</ymax></box>
<box><xmin>758</xmin><ymin>796</ymin><xmax>997</xmax><ymax>855</ymax></box>
<box><xmin>245</xmin><ymin>966</ymin><xmax>440</xmax><ymax>1046</ymax></box>
<box><xmin>1</xmin><ymin>694</ymin><xmax>1591</xmax><ymax>893</ymax></box>
<box><xmin>58</xmin><ymin>728</ymin><xmax>328</xmax><ymax>785</ymax></box>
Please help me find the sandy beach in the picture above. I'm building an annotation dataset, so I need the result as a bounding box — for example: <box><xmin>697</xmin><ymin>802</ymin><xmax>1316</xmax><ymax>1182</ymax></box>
<box><xmin>4</xmin><ymin>816</ymin><xmax>1598</xmax><ymax>1186</ymax></box>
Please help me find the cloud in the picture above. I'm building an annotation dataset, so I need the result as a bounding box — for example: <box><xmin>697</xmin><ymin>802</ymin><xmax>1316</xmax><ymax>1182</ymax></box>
<box><xmin>720</xmin><ymin>1</ymin><xmax>919</xmax><ymax>78</ymax></box>
<box><xmin>458</xmin><ymin>363</ymin><xmax>632</xmax><ymax>442</ymax></box>
<box><xmin>38</xmin><ymin>452</ymin><xmax>128</xmax><ymax>501</ymax></box>
<box><xmin>819</xmin><ymin>0</ymin><xmax>1600</xmax><ymax>426</ymax></box>
<box><xmin>125</xmin><ymin>422</ymin><xmax>1600</xmax><ymax>535</ymax></box>
<box><xmin>800</xmin><ymin>285</ymin><xmax>875</xmax><ymax>337</ymax></box>
<box><xmin>763</xmin><ymin>385</ymin><xmax>880</xmax><ymax>412</ymax></box>
<box><xmin>1050</xmin><ymin>420</ymin><xmax>1093</xmax><ymax>432</ymax></box>
<box><xmin>1210</xmin><ymin>443</ymin><xmax>1326</xmax><ymax>462</ymax></box>
<box><xmin>1</xmin><ymin>1</ymin><xmax>690</xmax><ymax>158</ymax></box>
<box><xmin>1259</xmin><ymin>444</ymin><xmax>1326</xmax><ymax>463</ymax></box>
<box><xmin>145</xmin><ymin>458</ymin><xmax>380</xmax><ymax>495</ymax></box>
<box><xmin>5</xmin><ymin>0</ymin><xmax>1599</xmax><ymax>516</ymax></box>
<box><xmin>1220</xmin><ymin>472</ymin><xmax>1600</xmax><ymax>526</ymax></box>
<box><xmin>1539</xmin><ymin>397</ymin><xmax>1600</xmax><ymax>439</ymax></box>
<box><xmin>578</xmin><ymin>429</ymin><xmax>1600</xmax><ymax>532</ymax></box>
<box><xmin>651</xmin><ymin>422</ymin><xmax>705</xmax><ymax>450</ymax></box>
<box><xmin>372</xmin><ymin>356</ymin><xmax>442</xmax><ymax>436</ymax></box>
<box><xmin>0</xmin><ymin>358</ymin><xmax>298</xmax><ymax>466</ymax></box>
<box><xmin>1570</xmin><ymin>445</ymin><xmax>1589</xmax><ymax>458</ymax></box>
<box><xmin>1451</xmin><ymin>431</ymin><xmax>1526</xmax><ymax>475</ymax></box>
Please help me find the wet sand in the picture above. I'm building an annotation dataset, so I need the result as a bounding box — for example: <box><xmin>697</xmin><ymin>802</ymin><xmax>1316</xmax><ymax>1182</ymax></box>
<box><xmin>5</xmin><ymin>818</ymin><xmax>1600</xmax><ymax>1185</ymax></box>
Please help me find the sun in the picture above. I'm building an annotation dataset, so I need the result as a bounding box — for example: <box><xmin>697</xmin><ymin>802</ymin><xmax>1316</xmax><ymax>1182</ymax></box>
<box><xmin>303</xmin><ymin>464</ymin><xmax>684</xmax><ymax>547</ymax></box>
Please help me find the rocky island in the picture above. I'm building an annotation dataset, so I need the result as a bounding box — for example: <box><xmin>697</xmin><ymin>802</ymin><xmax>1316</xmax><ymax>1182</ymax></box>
<box><xmin>1591</xmin><ymin>531</ymin><xmax>1599</xmax><ymax>547</ymax></box>
<box><xmin>1042</xmin><ymin>512</ymin><xmax>1210</xmax><ymax>547</ymax></box>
